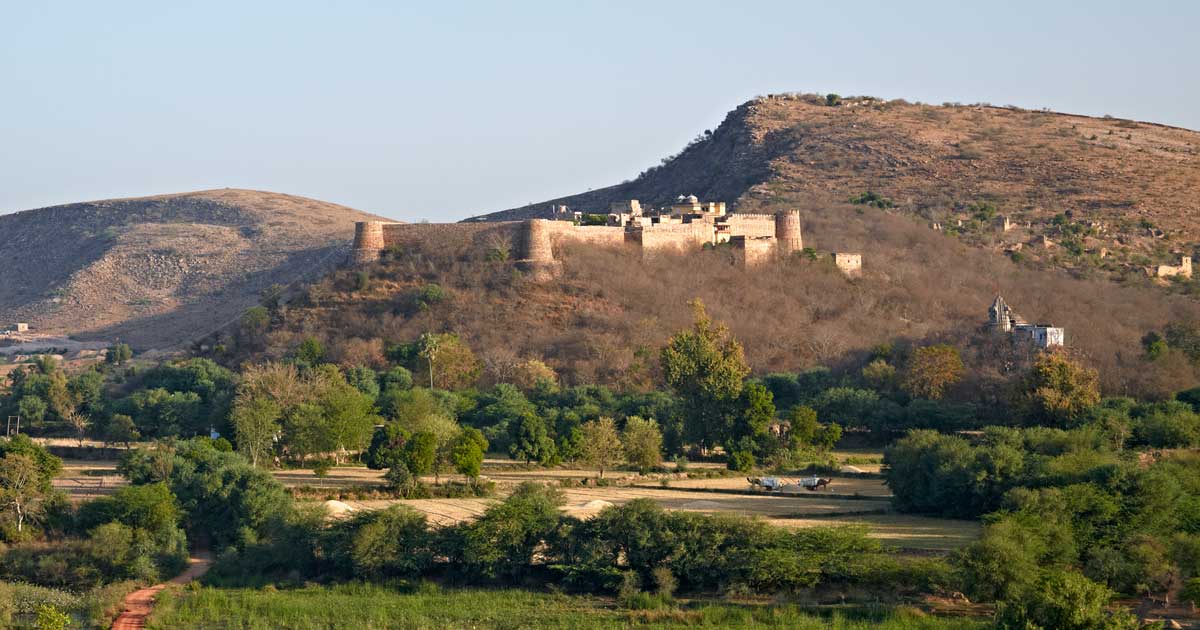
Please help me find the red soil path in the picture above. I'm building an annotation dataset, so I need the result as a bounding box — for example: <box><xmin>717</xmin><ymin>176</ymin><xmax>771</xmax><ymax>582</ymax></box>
<box><xmin>110</xmin><ymin>552</ymin><xmax>211</xmax><ymax>630</ymax></box>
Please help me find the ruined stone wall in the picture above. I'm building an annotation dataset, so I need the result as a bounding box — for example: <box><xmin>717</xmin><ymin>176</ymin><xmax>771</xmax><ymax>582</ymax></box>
<box><xmin>731</xmin><ymin>236</ymin><xmax>775</xmax><ymax>267</ymax></box>
<box><xmin>832</xmin><ymin>252</ymin><xmax>863</xmax><ymax>277</ymax></box>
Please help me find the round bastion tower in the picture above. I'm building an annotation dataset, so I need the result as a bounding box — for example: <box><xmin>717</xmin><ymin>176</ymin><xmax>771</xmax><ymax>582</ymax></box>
<box><xmin>517</xmin><ymin>219</ymin><xmax>562</xmax><ymax>280</ymax></box>
<box><xmin>350</xmin><ymin>221</ymin><xmax>386</xmax><ymax>264</ymax></box>
<box><xmin>774</xmin><ymin>210</ymin><xmax>803</xmax><ymax>255</ymax></box>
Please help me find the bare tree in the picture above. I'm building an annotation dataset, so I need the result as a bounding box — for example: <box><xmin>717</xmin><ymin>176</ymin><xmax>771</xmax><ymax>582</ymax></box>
<box><xmin>62</xmin><ymin>406</ymin><xmax>91</xmax><ymax>447</ymax></box>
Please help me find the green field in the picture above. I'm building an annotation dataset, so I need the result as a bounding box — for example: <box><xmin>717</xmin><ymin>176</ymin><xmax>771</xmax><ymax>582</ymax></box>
<box><xmin>146</xmin><ymin>583</ymin><xmax>985</xmax><ymax>630</ymax></box>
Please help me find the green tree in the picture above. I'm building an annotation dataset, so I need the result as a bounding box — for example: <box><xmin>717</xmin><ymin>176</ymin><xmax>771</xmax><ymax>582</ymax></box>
<box><xmin>403</xmin><ymin>431</ymin><xmax>437</xmax><ymax>476</ymax></box>
<box><xmin>579</xmin><ymin>417</ymin><xmax>623</xmax><ymax>479</ymax></box>
<box><xmin>294</xmin><ymin>336</ymin><xmax>326</xmax><ymax>367</ymax></box>
<box><xmin>995</xmin><ymin>570</ymin><xmax>1137</xmax><ymax>630</ymax></box>
<box><xmin>1020</xmin><ymin>352</ymin><xmax>1101</xmax><ymax>426</ymax></box>
<box><xmin>105</xmin><ymin>414</ymin><xmax>140</xmax><ymax>447</ymax></box>
<box><xmin>451</xmin><ymin>427</ymin><xmax>488</xmax><ymax>481</ymax></box>
<box><xmin>622</xmin><ymin>416</ymin><xmax>662</xmax><ymax>474</ymax></box>
<box><xmin>318</xmin><ymin>377</ymin><xmax>377</xmax><ymax>464</ymax></box>
<box><xmin>660</xmin><ymin>300</ymin><xmax>749</xmax><ymax>451</ymax></box>
<box><xmin>729</xmin><ymin>383</ymin><xmax>775</xmax><ymax>448</ymax></box>
<box><xmin>901</xmin><ymin>344</ymin><xmax>965</xmax><ymax>400</ymax></box>
<box><xmin>365</xmin><ymin>423</ymin><xmax>410</xmax><ymax>470</ymax></box>
<box><xmin>105</xmin><ymin>342</ymin><xmax>133</xmax><ymax>365</ymax></box>
<box><xmin>231</xmin><ymin>396</ymin><xmax>281</xmax><ymax>467</ymax></box>
<box><xmin>16</xmin><ymin>396</ymin><xmax>47</xmax><ymax>427</ymax></box>
<box><xmin>508</xmin><ymin>413</ymin><xmax>556</xmax><ymax>465</ymax></box>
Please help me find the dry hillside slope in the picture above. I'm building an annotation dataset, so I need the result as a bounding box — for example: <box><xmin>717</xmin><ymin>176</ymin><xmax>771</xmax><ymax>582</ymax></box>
<box><xmin>0</xmin><ymin>189</ymin><xmax>387</xmax><ymax>349</ymax></box>
<box><xmin>471</xmin><ymin>94</ymin><xmax>1200</xmax><ymax>277</ymax></box>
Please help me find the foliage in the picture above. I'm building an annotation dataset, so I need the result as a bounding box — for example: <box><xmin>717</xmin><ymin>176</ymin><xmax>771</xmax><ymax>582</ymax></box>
<box><xmin>578</xmin><ymin>418</ymin><xmax>623</xmax><ymax>478</ymax></box>
<box><xmin>1019</xmin><ymin>352</ymin><xmax>1101</xmax><ymax>426</ymax></box>
<box><xmin>900</xmin><ymin>344</ymin><xmax>964</xmax><ymax>400</ymax></box>
<box><xmin>622</xmin><ymin>416</ymin><xmax>662</xmax><ymax>474</ymax></box>
<box><xmin>660</xmin><ymin>300</ymin><xmax>749</xmax><ymax>450</ymax></box>
<box><xmin>445</xmin><ymin>483</ymin><xmax>565</xmax><ymax>581</ymax></box>
<box><xmin>231</xmin><ymin>396</ymin><xmax>281</xmax><ymax>467</ymax></box>
<box><xmin>994</xmin><ymin>570</ymin><xmax>1137</xmax><ymax>630</ymax></box>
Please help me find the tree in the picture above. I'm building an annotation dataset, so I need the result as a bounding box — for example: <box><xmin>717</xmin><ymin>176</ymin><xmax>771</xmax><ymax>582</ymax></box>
<box><xmin>318</xmin><ymin>377</ymin><xmax>378</xmax><ymax>464</ymax></box>
<box><xmin>622</xmin><ymin>416</ymin><xmax>662</xmax><ymax>474</ymax></box>
<box><xmin>786</xmin><ymin>406</ymin><xmax>819</xmax><ymax>448</ymax></box>
<box><xmin>294</xmin><ymin>336</ymin><xmax>327</xmax><ymax>367</ymax></box>
<box><xmin>0</xmin><ymin>454</ymin><xmax>48</xmax><ymax>534</ymax></box>
<box><xmin>901</xmin><ymin>344</ymin><xmax>965</xmax><ymax>400</ymax></box>
<box><xmin>105</xmin><ymin>414</ymin><xmax>140</xmax><ymax>447</ymax></box>
<box><xmin>365</xmin><ymin>423</ymin><xmax>410</xmax><ymax>470</ymax></box>
<box><xmin>231</xmin><ymin>397</ymin><xmax>281</xmax><ymax>467</ymax></box>
<box><xmin>403</xmin><ymin>431</ymin><xmax>437</xmax><ymax>477</ymax></box>
<box><xmin>729</xmin><ymin>383</ymin><xmax>775</xmax><ymax>448</ymax></box>
<box><xmin>415</xmin><ymin>333</ymin><xmax>480</xmax><ymax>390</ymax></box>
<box><xmin>995</xmin><ymin>570</ymin><xmax>1137</xmax><ymax>630</ymax></box>
<box><xmin>451</xmin><ymin>427</ymin><xmax>488</xmax><ymax>482</ymax></box>
<box><xmin>660</xmin><ymin>300</ymin><xmax>749</xmax><ymax>451</ymax></box>
<box><xmin>17</xmin><ymin>396</ymin><xmax>47</xmax><ymax>428</ymax></box>
<box><xmin>61</xmin><ymin>406</ymin><xmax>91</xmax><ymax>447</ymax></box>
<box><xmin>239</xmin><ymin>306</ymin><xmax>271</xmax><ymax>349</ymax></box>
<box><xmin>508</xmin><ymin>412</ymin><xmax>556</xmax><ymax>465</ymax></box>
<box><xmin>105</xmin><ymin>342</ymin><xmax>133</xmax><ymax>365</ymax></box>
<box><xmin>1020</xmin><ymin>352</ymin><xmax>1101</xmax><ymax>426</ymax></box>
<box><xmin>579</xmin><ymin>418</ymin><xmax>623</xmax><ymax>479</ymax></box>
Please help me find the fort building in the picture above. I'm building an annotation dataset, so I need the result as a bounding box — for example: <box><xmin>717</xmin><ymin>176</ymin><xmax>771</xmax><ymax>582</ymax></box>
<box><xmin>350</xmin><ymin>199</ymin><xmax>857</xmax><ymax>278</ymax></box>
<box><xmin>988</xmin><ymin>295</ymin><xmax>1064</xmax><ymax>348</ymax></box>
<box><xmin>1152</xmin><ymin>255</ymin><xmax>1192</xmax><ymax>279</ymax></box>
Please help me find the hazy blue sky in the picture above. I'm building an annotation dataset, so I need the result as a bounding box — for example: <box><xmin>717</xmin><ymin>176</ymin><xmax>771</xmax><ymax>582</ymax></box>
<box><xmin>2</xmin><ymin>1</ymin><xmax>1196</xmax><ymax>221</ymax></box>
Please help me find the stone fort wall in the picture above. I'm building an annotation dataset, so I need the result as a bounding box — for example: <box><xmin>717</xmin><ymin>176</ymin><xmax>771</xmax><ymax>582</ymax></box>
<box><xmin>349</xmin><ymin>210</ymin><xmax>838</xmax><ymax>272</ymax></box>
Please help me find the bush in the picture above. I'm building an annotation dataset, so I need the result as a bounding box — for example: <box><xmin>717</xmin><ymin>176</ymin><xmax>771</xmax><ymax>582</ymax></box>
<box><xmin>727</xmin><ymin>450</ymin><xmax>755</xmax><ymax>472</ymax></box>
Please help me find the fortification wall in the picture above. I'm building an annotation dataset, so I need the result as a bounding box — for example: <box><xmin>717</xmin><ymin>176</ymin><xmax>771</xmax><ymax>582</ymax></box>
<box><xmin>631</xmin><ymin>222</ymin><xmax>714</xmax><ymax>253</ymax></box>
<box><xmin>550</xmin><ymin>224</ymin><xmax>628</xmax><ymax>248</ymax></box>
<box><xmin>731</xmin><ymin>236</ymin><xmax>775</xmax><ymax>267</ymax></box>
<box><xmin>724</xmin><ymin>214</ymin><xmax>776</xmax><ymax>239</ymax></box>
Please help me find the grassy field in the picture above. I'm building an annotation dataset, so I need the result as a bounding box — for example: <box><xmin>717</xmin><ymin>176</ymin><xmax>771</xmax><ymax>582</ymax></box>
<box><xmin>146</xmin><ymin>583</ymin><xmax>986</xmax><ymax>630</ymax></box>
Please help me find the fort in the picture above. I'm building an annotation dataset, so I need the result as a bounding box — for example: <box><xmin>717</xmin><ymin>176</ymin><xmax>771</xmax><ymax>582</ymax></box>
<box><xmin>1151</xmin><ymin>255</ymin><xmax>1192</xmax><ymax>280</ymax></box>
<box><xmin>351</xmin><ymin>197</ymin><xmax>863</xmax><ymax>277</ymax></box>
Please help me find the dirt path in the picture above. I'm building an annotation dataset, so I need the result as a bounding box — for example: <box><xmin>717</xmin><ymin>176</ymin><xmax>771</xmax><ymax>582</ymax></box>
<box><xmin>111</xmin><ymin>552</ymin><xmax>211</xmax><ymax>630</ymax></box>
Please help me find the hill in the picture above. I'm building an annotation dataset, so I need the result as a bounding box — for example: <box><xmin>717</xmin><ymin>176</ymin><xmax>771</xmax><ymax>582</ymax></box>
<box><xmin>469</xmin><ymin>94</ymin><xmax>1200</xmax><ymax>280</ymax></box>
<box><xmin>0</xmin><ymin>189</ymin><xmax>386</xmax><ymax>350</ymax></box>
<box><xmin>242</xmin><ymin>212</ymin><xmax>1200</xmax><ymax>408</ymax></box>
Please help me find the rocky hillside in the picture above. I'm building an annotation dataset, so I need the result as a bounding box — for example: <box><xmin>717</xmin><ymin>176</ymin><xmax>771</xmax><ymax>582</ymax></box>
<box><xmin>0</xmin><ymin>189</ymin><xmax>386</xmax><ymax>350</ymax></box>
<box><xmin>470</xmin><ymin>94</ymin><xmax>1200</xmax><ymax>279</ymax></box>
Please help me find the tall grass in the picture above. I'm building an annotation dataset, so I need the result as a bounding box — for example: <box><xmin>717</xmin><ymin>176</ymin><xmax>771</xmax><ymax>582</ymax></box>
<box><xmin>146</xmin><ymin>582</ymin><xmax>985</xmax><ymax>629</ymax></box>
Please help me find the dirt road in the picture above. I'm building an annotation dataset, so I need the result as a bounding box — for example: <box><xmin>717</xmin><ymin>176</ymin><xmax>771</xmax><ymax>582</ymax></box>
<box><xmin>111</xmin><ymin>552</ymin><xmax>211</xmax><ymax>630</ymax></box>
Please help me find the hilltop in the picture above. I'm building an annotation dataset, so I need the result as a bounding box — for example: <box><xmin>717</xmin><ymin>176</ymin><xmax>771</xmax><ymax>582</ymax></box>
<box><xmin>0</xmin><ymin>189</ymin><xmax>386</xmax><ymax>350</ymax></box>
<box><xmin>470</xmin><ymin>94</ymin><xmax>1200</xmax><ymax>280</ymax></box>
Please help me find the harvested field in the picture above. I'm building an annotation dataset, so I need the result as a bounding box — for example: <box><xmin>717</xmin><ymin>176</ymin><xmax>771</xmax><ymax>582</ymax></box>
<box><xmin>656</xmin><ymin>475</ymin><xmax>892</xmax><ymax>497</ymax></box>
<box><xmin>53</xmin><ymin>459</ymin><xmax>126</xmax><ymax>502</ymax></box>
<box><xmin>773</xmin><ymin>514</ymin><xmax>982</xmax><ymax>551</ymax></box>
<box><xmin>55</xmin><ymin>458</ymin><xmax>973</xmax><ymax>551</ymax></box>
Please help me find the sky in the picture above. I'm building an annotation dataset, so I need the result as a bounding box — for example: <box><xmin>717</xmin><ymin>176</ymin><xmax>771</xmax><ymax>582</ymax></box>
<box><xmin>1</xmin><ymin>1</ymin><xmax>1196</xmax><ymax>222</ymax></box>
